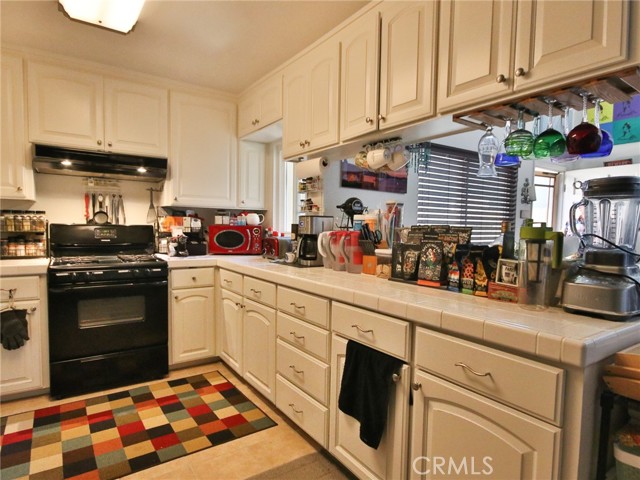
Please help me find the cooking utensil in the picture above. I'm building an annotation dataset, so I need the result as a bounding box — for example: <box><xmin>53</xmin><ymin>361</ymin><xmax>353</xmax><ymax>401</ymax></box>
<box><xmin>84</xmin><ymin>193</ymin><xmax>90</xmax><ymax>222</ymax></box>
<box><xmin>146</xmin><ymin>188</ymin><xmax>157</xmax><ymax>224</ymax></box>
<box><xmin>119</xmin><ymin>195</ymin><xmax>126</xmax><ymax>225</ymax></box>
<box><xmin>92</xmin><ymin>193</ymin><xmax>109</xmax><ymax>224</ymax></box>
<box><xmin>112</xmin><ymin>194</ymin><xmax>118</xmax><ymax>224</ymax></box>
<box><xmin>91</xmin><ymin>192</ymin><xmax>96</xmax><ymax>216</ymax></box>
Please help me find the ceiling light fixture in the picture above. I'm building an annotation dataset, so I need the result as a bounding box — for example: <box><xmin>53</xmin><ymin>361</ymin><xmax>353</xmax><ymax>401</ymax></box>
<box><xmin>58</xmin><ymin>0</ymin><xmax>145</xmax><ymax>34</ymax></box>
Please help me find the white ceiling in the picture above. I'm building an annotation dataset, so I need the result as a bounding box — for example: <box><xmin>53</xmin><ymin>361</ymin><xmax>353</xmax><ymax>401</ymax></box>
<box><xmin>0</xmin><ymin>0</ymin><xmax>369</xmax><ymax>94</ymax></box>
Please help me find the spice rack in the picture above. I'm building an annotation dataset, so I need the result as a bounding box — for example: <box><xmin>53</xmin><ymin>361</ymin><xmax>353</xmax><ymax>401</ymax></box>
<box><xmin>297</xmin><ymin>176</ymin><xmax>323</xmax><ymax>214</ymax></box>
<box><xmin>1</xmin><ymin>210</ymin><xmax>48</xmax><ymax>259</ymax></box>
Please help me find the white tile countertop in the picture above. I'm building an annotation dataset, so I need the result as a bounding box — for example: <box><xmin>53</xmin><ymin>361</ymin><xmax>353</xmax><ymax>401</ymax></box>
<box><xmin>161</xmin><ymin>254</ymin><xmax>640</xmax><ymax>368</ymax></box>
<box><xmin>3</xmin><ymin>254</ymin><xmax>638</xmax><ymax>368</ymax></box>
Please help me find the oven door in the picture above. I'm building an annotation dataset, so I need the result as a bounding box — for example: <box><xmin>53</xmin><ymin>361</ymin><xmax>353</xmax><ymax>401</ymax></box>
<box><xmin>48</xmin><ymin>279</ymin><xmax>168</xmax><ymax>362</ymax></box>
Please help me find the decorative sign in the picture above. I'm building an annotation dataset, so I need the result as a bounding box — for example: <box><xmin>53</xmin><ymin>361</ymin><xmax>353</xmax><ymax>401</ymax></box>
<box><xmin>340</xmin><ymin>159</ymin><xmax>408</xmax><ymax>193</ymax></box>
<box><xmin>588</xmin><ymin>97</ymin><xmax>640</xmax><ymax>145</ymax></box>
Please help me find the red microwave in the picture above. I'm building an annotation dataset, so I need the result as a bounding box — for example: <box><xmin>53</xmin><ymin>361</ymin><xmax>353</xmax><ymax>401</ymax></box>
<box><xmin>208</xmin><ymin>225</ymin><xmax>263</xmax><ymax>254</ymax></box>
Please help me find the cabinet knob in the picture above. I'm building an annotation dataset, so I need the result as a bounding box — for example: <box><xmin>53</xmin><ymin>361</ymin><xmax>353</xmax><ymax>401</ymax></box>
<box><xmin>365</xmin><ymin>116</ymin><xmax>374</xmax><ymax>124</ymax></box>
<box><xmin>496</xmin><ymin>74</ymin><xmax>506</xmax><ymax>83</ymax></box>
<box><xmin>97</xmin><ymin>139</ymin><xmax>102</xmax><ymax>146</ymax></box>
<box><xmin>378</xmin><ymin>114</ymin><xmax>386</xmax><ymax>122</ymax></box>
<box><xmin>16</xmin><ymin>186</ymin><xmax>22</xmax><ymax>192</ymax></box>
<box><xmin>174</xmin><ymin>196</ymin><xmax>178</xmax><ymax>201</ymax></box>
<box><xmin>299</xmin><ymin>141</ymin><xmax>305</xmax><ymax>147</ymax></box>
<box><xmin>174</xmin><ymin>295</ymin><xmax>179</xmax><ymax>300</ymax></box>
<box><xmin>255</xmin><ymin>119</ymin><xmax>260</xmax><ymax>125</ymax></box>
<box><xmin>514</xmin><ymin>67</ymin><xmax>526</xmax><ymax>77</ymax></box>
<box><xmin>108</xmin><ymin>141</ymin><xmax>112</xmax><ymax>147</ymax></box>
<box><xmin>192</xmin><ymin>276</ymin><xmax>196</xmax><ymax>281</ymax></box>
<box><xmin>412</xmin><ymin>382</ymin><xmax>422</xmax><ymax>391</ymax></box>
<box><xmin>304</xmin><ymin>140</ymin><xmax>310</xmax><ymax>147</ymax></box>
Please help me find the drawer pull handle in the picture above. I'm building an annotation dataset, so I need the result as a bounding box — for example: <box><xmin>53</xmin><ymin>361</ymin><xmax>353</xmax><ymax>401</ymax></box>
<box><xmin>289</xmin><ymin>365</ymin><xmax>304</xmax><ymax>375</ymax></box>
<box><xmin>412</xmin><ymin>382</ymin><xmax>422</xmax><ymax>391</ymax></box>
<box><xmin>223</xmin><ymin>279</ymin><xmax>232</xmax><ymax>285</ymax></box>
<box><xmin>351</xmin><ymin>324</ymin><xmax>374</xmax><ymax>334</ymax></box>
<box><xmin>455</xmin><ymin>362</ymin><xmax>492</xmax><ymax>378</ymax></box>
<box><xmin>392</xmin><ymin>373</ymin><xmax>400</xmax><ymax>383</ymax></box>
<box><xmin>289</xmin><ymin>331</ymin><xmax>305</xmax><ymax>340</ymax></box>
<box><xmin>288</xmin><ymin>403</ymin><xmax>303</xmax><ymax>414</ymax></box>
<box><xmin>290</xmin><ymin>302</ymin><xmax>305</xmax><ymax>313</ymax></box>
<box><xmin>250</xmin><ymin>288</ymin><xmax>261</xmax><ymax>294</ymax></box>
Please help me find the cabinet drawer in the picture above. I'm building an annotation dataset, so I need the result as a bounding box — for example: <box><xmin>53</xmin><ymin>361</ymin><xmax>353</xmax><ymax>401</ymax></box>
<box><xmin>219</xmin><ymin>269</ymin><xmax>243</xmax><ymax>294</ymax></box>
<box><xmin>277</xmin><ymin>312</ymin><xmax>330</xmax><ymax>362</ymax></box>
<box><xmin>276</xmin><ymin>374</ymin><xmax>328</xmax><ymax>448</ymax></box>
<box><xmin>277</xmin><ymin>287</ymin><xmax>329</xmax><ymax>328</ymax></box>
<box><xmin>0</xmin><ymin>276</ymin><xmax>40</xmax><ymax>302</ymax></box>
<box><xmin>171</xmin><ymin>267</ymin><xmax>214</xmax><ymax>289</ymax></box>
<box><xmin>277</xmin><ymin>338</ymin><xmax>329</xmax><ymax>404</ymax></box>
<box><xmin>415</xmin><ymin>328</ymin><xmax>564</xmax><ymax>426</ymax></box>
<box><xmin>243</xmin><ymin>276</ymin><xmax>276</xmax><ymax>308</ymax></box>
<box><xmin>332</xmin><ymin>302</ymin><xmax>410</xmax><ymax>361</ymax></box>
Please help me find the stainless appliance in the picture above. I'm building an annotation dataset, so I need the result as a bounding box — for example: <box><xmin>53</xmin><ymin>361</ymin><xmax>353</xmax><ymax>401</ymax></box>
<box><xmin>208</xmin><ymin>225</ymin><xmax>262</xmax><ymax>254</ymax></box>
<box><xmin>297</xmin><ymin>215</ymin><xmax>333</xmax><ymax>267</ymax></box>
<box><xmin>562</xmin><ymin>176</ymin><xmax>640</xmax><ymax>320</ymax></box>
<box><xmin>48</xmin><ymin>224</ymin><xmax>168</xmax><ymax>398</ymax></box>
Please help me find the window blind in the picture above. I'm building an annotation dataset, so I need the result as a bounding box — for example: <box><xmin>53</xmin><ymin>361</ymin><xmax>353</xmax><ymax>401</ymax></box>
<box><xmin>415</xmin><ymin>143</ymin><xmax>518</xmax><ymax>245</ymax></box>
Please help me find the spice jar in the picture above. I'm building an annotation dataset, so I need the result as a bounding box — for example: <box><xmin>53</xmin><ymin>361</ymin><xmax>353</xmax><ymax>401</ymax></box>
<box><xmin>21</xmin><ymin>214</ymin><xmax>31</xmax><ymax>231</ymax></box>
<box><xmin>16</xmin><ymin>238</ymin><xmax>26</xmax><ymax>257</ymax></box>
<box><xmin>1</xmin><ymin>239</ymin><xmax>8</xmax><ymax>257</ymax></box>
<box><xmin>5</xmin><ymin>213</ymin><xmax>15</xmax><ymax>232</ymax></box>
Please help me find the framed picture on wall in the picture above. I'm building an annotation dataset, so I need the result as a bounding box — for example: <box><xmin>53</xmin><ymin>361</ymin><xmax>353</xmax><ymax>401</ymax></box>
<box><xmin>340</xmin><ymin>159</ymin><xmax>408</xmax><ymax>194</ymax></box>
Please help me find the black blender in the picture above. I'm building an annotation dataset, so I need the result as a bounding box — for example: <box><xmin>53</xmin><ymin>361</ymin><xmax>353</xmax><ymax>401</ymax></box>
<box><xmin>562</xmin><ymin>176</ymin><xmax>640</xmax><ymax>320</ymax></box>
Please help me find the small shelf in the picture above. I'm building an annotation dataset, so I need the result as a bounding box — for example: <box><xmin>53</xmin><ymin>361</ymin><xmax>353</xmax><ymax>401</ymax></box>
<box><xmin>298</xmin><ymin>176</ymin><xmax>323</xmax><ymax>214</ymax></box>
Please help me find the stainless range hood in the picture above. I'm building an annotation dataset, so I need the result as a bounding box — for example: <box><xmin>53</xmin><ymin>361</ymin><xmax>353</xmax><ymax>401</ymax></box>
<box><xmin>33</xmin><ymin>144</ymin><xmax>167</xmax><ymax>182</ymax></box>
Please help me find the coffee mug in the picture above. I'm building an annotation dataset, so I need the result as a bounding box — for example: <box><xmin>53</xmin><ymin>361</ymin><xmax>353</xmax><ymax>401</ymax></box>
<box><xmin>246</xmin><ymin>213</ymin><xmax>264</xmax><ymax>225</ymax></box>
<box><xmin>366</xmin><ymin>148</ymin><xmax>391</xmax><ymax>170</ymax></box>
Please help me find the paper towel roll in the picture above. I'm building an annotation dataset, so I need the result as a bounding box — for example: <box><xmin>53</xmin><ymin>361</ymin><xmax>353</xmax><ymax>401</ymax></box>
<box><xmin>295</xmin><ymin>157</ymin><xmax>328</xmax><ymax>179</ymax></box>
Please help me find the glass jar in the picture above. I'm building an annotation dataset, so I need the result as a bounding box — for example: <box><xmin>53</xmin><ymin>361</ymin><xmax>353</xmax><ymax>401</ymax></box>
<box><xmin>5</xmin><ymin>213</ymin><xmax>15</xmax><ymax>232</ymax></box>
<box><xmin>1</xmin><ymin>239</ymin><xmax>8</xmax><ymax>257</ymax></box>
<box><xmin>16</xmin><ymin>238</ymin><xmax>26</xmax><ymax>257</ymax></box>
<box><xmin>36</xmin><ymin>212</ymin><xmax>46</xmax><ymax>231</ymax></box>
<box><xmin>14</xmin><ymin>214</ymin><xmax>23</xmax><ymax>232</ymax></box>
<box><xmin>21</xmin><ymin>214</ymin><xmax>31</xmax><ymax>232</ymax></box>
<box><xmin>26</xmin><ymin>240</ymin><xmax>37</xmax><ymax>257</ymax></box>
<box><xmin>36</xmin><ymin>239</ymin><xmax>46</xmax><ymax>257</ymax></box>
<box><xmin>7</xmin><ymin>240</ymin><xmax>17</xmax><ymax>257</ymax></box>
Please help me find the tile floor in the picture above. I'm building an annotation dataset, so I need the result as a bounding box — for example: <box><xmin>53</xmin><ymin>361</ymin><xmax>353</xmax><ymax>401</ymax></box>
<box><xmin>1</xmin><ymin>362</ymin><xmax>350</xmax><ymax>479</ymax></box>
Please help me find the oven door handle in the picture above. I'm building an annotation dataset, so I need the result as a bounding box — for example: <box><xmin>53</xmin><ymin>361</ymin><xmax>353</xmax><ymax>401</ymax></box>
<box><xmin>49</xmin><ymin>280</ymin><xmax>168</xmax><ymax>293</ymax></box>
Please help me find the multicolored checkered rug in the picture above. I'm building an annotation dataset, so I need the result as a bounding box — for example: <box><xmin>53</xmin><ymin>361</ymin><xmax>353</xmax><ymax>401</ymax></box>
<box><xmin>0</xmin><ymin>371</ymin><xmax>276</xmax><ymax>480</ymax></box>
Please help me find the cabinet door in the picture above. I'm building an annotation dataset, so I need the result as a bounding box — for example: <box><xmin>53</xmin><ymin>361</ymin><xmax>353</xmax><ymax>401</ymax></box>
<box><xmin>513</xmin><ymin>0</ymin><xmax>629</xmax><ymax>92</ymax></box>
<box><xmin>243</xmin><ymin>298</ymin><xmax>276</xmax><ymax>402</ymax></box>
<box><xmin>0</xmin><ymin>300</ymin><xmax>44</xmax><ymax>396</ymax></box>
<box><xmin>237</xmin><ymin>141</ymin><xmax>265</xmax><ymax>209</ymax></box>
<box><xmin>104</xmin><ymin>79</ymin><xmax>168</xmax><ymax>156</ymax></box>
<box><xmin>306</xmin><ymin>39</ymin><xmax>340</xmax><ymax>152</ymax></box>
<box><xmin>170</xmin><ymin>286</ymin><xmax>214</xmax><ymax>365</ymax></box>
<box><xmin>437</xmin><ymin>0</ymin><xmax>515</xmax><ymax>113</ymax></box>
<box><xmin>339</xmin><ymin>10</ymin><xmax>380</xmax><ymax>142</ymax></box>
<box><xmin>219</xmin><ymin>289</ymin><xmax>243</xmax><ymax>375</ymax></box>
<box><xmin>282</xmin><ymin>62</ymin><xmax>308</xmax><ymax>158</ymax></box>
<box><xmin>379</xmin><ymin>1</ymin><xmax>438</xmax><ymax>128</ymax></box>
<box><xmin>238</xmin><ymin>94</ymin><xmax>260</xmax><ymax>138</ymax></box>
<box><xmin>169</xmin><ymin>92</ymin><xmax>237</xmax><ymax>207</ymax></box>
<box><xmin>409</xmin><ymin>370</ymin><xmax>561</xmax><ymax>480</ymax></box>
<box><xmin>258</xmin><ymin>74</ymin><xmax>283</xmax><ymax>129</ymax></box>
<box><xmin>27</xmin><ymin>62</ymin><xmax>104</xmax><ymax>149</ymax></box>
<box><xmin>329</xmin><ymin>334</ymin><xmax>410</xmax><ymax>480</ymax></box>
<box><xmin>1</xmin><ymin>54</ymin><xmax>34</xmax><ymax>201</ymax></box>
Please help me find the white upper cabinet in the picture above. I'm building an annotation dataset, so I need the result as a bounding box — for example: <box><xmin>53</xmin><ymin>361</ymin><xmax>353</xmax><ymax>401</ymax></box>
<box><xmin>1</xmin><ymin>53</ymin><xmax>35</xmax><ymax>201</ymax></box>
<box><xmin>167</xmin><ymin>91</ymin><xmax>237</xmax><ymax>208</ymax></box>
<box><xmin>27</xmin><ymin>61</ymin><xmax>168</xmax><ymax>156</ymax></box>
<box><xmin>339</xmin><ymin>2</ymin><xmax>438</xmax><ymax>142</ymax></box>
<box><xmin>238</xmin><ymin>141</ymin><xmax>265</xmax><ymax>209</ymax></box>
<box><xmin>437</xmin><ymin>0</ymin><xmax>632</xmax><ymax>113</ymax></box>
<box><xmin>238</xmin><ymin>73</ymin><xmax>282</xmax><ymax>138</ymax></box>
<box><xmin>282</xmin><ymin>38</ymin><xmax>340</xmax><ymax>159</ymax></box>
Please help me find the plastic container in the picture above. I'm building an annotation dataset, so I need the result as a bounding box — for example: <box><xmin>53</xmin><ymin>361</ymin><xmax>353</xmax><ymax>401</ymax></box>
<box><xmin>614</xmin><ymin>422</ymin><xmax>640</xmax><ymax>480</ymax></box>
<box><xmin>375</xmin><ymin>248</ymin><xmax>392</xmax><ymax>279</ymax></box>
<box><xmin>518</xmin><ymin>222</ymin><xmax>553</xmax><ymax>310</ymax></box>
<box><xmin>353</xmin><ymin>214</ymin><xmax>365</xmax><ymax>231</ymax></box>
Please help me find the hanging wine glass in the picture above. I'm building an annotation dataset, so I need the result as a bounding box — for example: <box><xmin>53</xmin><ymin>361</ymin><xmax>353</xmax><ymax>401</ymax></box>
<box><xmin>505</xmin><ymin>110</ymin><xmax>534</xmax><ymax>157</ymax></box>
<box><xmin>567</xmin><ymin>94</ymin><xmax>601</xmax><ymax>155</ymax></box>
<box><xmin>495</xmin><ymin>118</ymin><xmax>520</xmax><ymax>167</ymax></box>
<box><xmin>581</xmin><ymin>98</ymin><xmax>614</xmax><ymax>158</ymax></box>
<box><xmin>477</xmin><ymin>125</ymin><xmax>499</xmax><ymax>177</ymax></box>
<box><xmin>551</xmin><ymin>106</ymin><xmax>580</xmax><ymax>164</ymax></box>
<box><xmin>533</xmin><ymin>100</ymin><xmax>566</xmax><ymax>159</ymax></box>
<box><xmin>521</xmin><ymin>114</ymin><xmax>541</xmax><ymax>161</ymax></box>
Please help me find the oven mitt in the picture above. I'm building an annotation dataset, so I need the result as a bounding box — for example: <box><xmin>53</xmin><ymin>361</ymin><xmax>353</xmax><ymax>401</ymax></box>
<box><xmin>1</xmin><ymin>309</ymin><xmax>29</xmax><ymax>350</ymax></box>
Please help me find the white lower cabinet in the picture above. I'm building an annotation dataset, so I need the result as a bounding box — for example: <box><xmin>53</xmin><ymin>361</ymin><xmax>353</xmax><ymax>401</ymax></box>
<box><xmin>220</xmin><ymin>288</ymin><xmax>244</xmax><ymax>375</ymax></box>
<box><xmin>409</xmin><ymin>328</ymin><xmax>563</xmax><ymax>480</ymax></box>
<box><xmin>170</xmin><ymin>267</ymin><xmax>215</xmax><ymax>365</ymax></box>
<box><xmin>242</xmin><ymin>298</ymin><xmax>276</xmax><ymax>402</ymax></box>
<box><xmin>329</xmin><ymin>333</ymin><xmax>410</xmax><ymax>480</ymax></box>
<box><xmin>0</xmin><ymin>275</ymin><xmax>47</xmax><ymax>396</ymax></box>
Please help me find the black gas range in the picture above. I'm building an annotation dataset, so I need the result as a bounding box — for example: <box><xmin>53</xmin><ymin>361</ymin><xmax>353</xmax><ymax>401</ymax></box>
<box><xmin>47</xmin><ymin>224</ymin><xmax>168</xmax><ymax>398</ymax></box>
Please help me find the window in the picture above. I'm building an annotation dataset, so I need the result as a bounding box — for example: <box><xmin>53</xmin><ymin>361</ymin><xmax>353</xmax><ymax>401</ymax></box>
<box><xmin>532</xmin><ymin>170</ymin><xmax>557</xmax><ymax>227</ymax></box>
<box><xmin>415</xmin><ymin>143</ymin><xmax>518</xmax><ymax>244</ymax></box>
<box><xmin>270</xmin><ymin>142</ymin><xmax>296</xmax><ymax>233</ymax></box>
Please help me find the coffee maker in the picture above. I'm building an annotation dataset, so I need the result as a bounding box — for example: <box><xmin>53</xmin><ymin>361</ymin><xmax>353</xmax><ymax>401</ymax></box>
<box><xmin>297</xmin><ymin>215</ymin><xmax>334</xmax><ymax>267</ymax></box>
<box><xmin>562</xmin><ymin>176</ymin><xmax>640</xmax><ymax>320</ymax></box>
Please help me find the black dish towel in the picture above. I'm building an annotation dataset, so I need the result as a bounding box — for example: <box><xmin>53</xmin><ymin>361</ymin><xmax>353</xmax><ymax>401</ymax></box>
<box><xmin>338</xmin><ymin>340</ymin><xmax>404</xmax><ymax>449</ymax></box>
